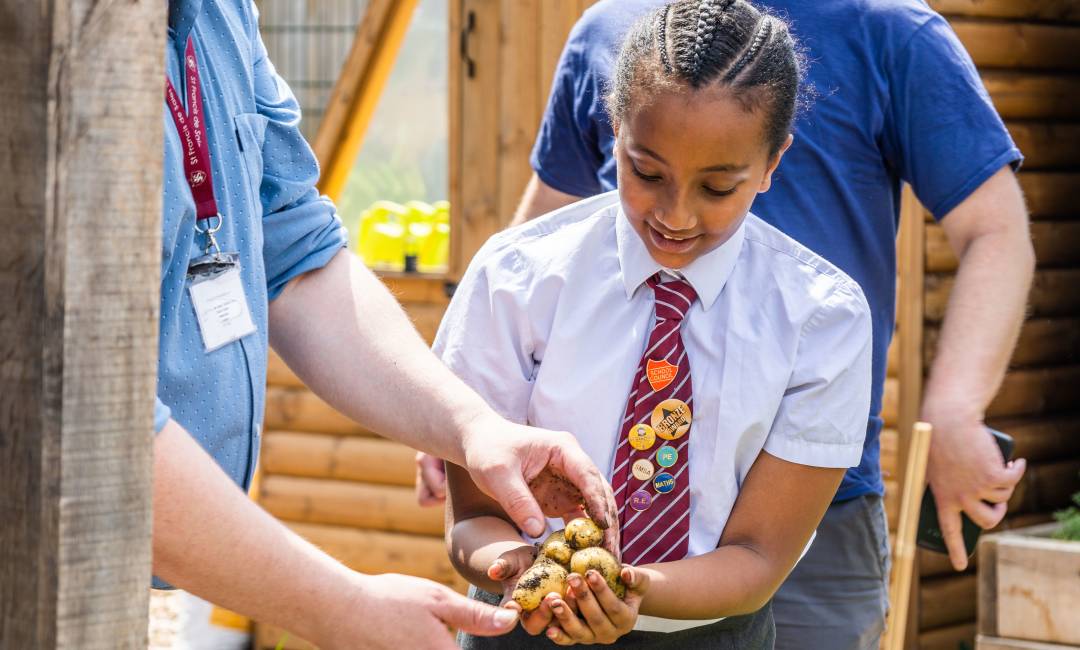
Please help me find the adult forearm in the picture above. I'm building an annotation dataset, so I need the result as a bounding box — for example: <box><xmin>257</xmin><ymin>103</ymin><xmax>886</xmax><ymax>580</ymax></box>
<box><xmin>922</xmin><ymin>222</ymin><xmax>1034</xmax><ymax>420</ymax></box>
<box><xmin>636</xmin><ymin>546</ymin><xmax>778</xmax><ymax>619</ymax></box>
<box><xmin>152</xmin><ymin>420</ymin><xmax>359</xmax><ymax>646</ymax></box>
<box><xmin>509</xmin><ymin>174</ymin><xmax>583</xmax><ymax>227</ymax></box>
<box><xmin>268</xmin><ymin>250</ymin><xmax>491</xmax><ymax>467</ymax></box>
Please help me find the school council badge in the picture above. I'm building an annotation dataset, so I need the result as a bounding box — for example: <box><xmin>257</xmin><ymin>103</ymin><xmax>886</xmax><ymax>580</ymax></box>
<box><xmin>646</xmin><ymin>359</ymin><xmax>678</xmax><ymax>391</ymax></box>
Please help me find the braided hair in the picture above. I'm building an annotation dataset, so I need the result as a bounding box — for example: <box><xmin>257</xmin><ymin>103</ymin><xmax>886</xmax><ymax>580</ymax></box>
<box><xmin>607</xmin><ymin>0</ymin><xmax>805</xmax><ymax>156</ymax></box>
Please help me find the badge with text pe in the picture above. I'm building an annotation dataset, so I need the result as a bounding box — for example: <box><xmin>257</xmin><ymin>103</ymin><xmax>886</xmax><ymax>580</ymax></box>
<box><xmin>628</xmin><ymin>424</ymin><xmax>657</xmax><ymax>451</ymax></box>
<box><xmin>646</xmin><ymin>358</ymin><xmax>679</xmax><ymax>392</ymax></box>
<box><xmin>652</xmin><ymin>472</ymin><xmax>676</xmax><ymax>494</ymax></box>
<box><xmin>629</xmin><ymin>490</ymin><xmax>652</xmax><ymax>511</ymax></box>
<box><xmin>656</xmin><ymin>446</ymin><xmax>678</xmax><ymax>468</ymax></box>
<box><xmin>651</xmin><ymin>398</ymin><xmax>691</xmax><ymax>440</ymax></box>
<box><xmin>632</xmin><ymin>459</ymin><xmax>655</xmax><ymax>481</ymax></box>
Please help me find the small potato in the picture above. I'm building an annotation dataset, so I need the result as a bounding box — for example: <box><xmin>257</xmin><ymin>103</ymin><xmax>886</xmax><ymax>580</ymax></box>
<box><xmin>570</xmin><ymin>547</ymin><xmax>626</xmax><ymax>599</ymax></box>
<box><xmin>512</xmin><ymin>560</ymin><xmax>569</xmax><ymax>612</ymax></box>
<box><xmin>564</xmin><ymin>517</ymin><xmax>603</xmax><ymax>550</ymax></box>
<box><xmin>538</xmin><ymin>529</ymin><xmax>573</xmax><ymax>567</ymax></box>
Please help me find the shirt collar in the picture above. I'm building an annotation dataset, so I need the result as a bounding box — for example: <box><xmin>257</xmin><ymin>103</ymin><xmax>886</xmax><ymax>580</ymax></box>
<box><xmin>168</xmin><ymin>0</ymin><xmax>202</xmax><ymax>42</ymax></box>
<box><xmin>615</xmin><ymin>206</ymin><xmax>745</xmax><ymax>311</ymax></box>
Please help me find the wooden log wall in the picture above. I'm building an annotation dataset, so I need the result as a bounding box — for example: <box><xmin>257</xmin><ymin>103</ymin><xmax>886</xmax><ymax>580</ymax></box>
<box><xmin>916</xmin><ymin>3</ymin><xmax>1080</xmax><ymax>649</ymax></box>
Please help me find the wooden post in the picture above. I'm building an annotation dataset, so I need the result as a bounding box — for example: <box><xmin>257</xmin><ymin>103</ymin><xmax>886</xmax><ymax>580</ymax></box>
<box><xmin>0</xmin><ymin>1</ymin><xmax>165</xmax><ymax>647</ymax></box>
<box><xmin>885</xmin><ymin>422</ymin><xmax>934</xmax><ymax>650</ymax></box>
<box><xmin>895</xmin><ymin>183</ymin><xmax>926</xmax><ymax>649</ymax></box>
<box><xmin>312</xmin><ymin>0</ymin><xmax>422</xmax><ymax>202</ymax></box>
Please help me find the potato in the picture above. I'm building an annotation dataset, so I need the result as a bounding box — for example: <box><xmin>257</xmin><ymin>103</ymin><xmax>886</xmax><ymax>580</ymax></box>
<box><xmin>538</xmin><ymin>529</ymin><xmax>573</xmax><ymax>567</ymax></box>
<box><xmin>569</xmin><ymin>547</ymin><xmax>626</xmax><ymax>599</ymax></box>
<box><xmin>512</xmin><ymin>559</ymin><xmax>569</xmax><ymax>611</ymax></box>
<box><xmin>564</xmin><ymin>517</ymin><xmax>603</xmax><ymax>550</ymax></box>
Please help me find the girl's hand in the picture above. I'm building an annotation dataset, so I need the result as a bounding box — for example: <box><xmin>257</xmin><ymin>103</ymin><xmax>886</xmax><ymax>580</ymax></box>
<box><xmin>487</xmin><ymin>546</ymin><xmax>559</xmax><ymax>635</ymax></box>
<box><xmin>545</xmin><ymin>566</ymin><xmax>650</xmax><ymax>645</ymax></box>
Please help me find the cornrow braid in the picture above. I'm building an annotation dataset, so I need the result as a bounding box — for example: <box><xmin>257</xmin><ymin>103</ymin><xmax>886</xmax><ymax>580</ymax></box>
<box><xmin>723</xmin><ymin>17</ymin><xmax>772</xmax><ymax>82</ymax></box>
<box><xmin>689</xmin><ymin>0</ymin><xmax>735</xmax><ymax>85</ymax></box>
<box><xmin>657</xmin><ymin>5</ymin><xmax>673</xmax><ymax>73</ymax></box>
<box><xmin>606</xmin><ymin>0</ymin><xmax>807</xmax><ymax>155</ymax></box>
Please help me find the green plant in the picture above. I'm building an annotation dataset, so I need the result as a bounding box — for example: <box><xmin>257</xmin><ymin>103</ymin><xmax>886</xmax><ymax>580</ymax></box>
<box><xmin>274</xmin><ymin>633</ymin><xmax>290</xmax><ymax>650</ymax></box>
<box><xmin>1052</xmin><ymin>489</ymin><xmax>1080</xmax><ymax>542</ymax></box>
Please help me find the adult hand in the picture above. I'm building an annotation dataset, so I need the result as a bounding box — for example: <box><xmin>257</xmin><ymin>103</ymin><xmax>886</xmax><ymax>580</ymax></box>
<box><xmin>416</xmin><ymin>451</ymin><xmax>447</xmax><ymax>506</ymax></box>
<box><xmin>545</xmin><ymin>566</ymin><xmax>650</xmax><ymax>645</ymax></box>
<box><xmin>924</xmin><ymin>413</ymin><xmax>1026</xmax><ymax>571</ymax></box>
<box><xmin>327</xmin><ymin>573</ymin><xmax>518</xmax><ymax>650</ymax></box>
<box><xmin>461</xmin><ymin>413</ymin><xmax>619</xmax><ymax>553</ymax></box>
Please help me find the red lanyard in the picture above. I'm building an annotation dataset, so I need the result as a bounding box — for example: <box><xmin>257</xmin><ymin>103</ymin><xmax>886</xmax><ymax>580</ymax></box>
<box><xmin>165</xmin><ymin>37</ymin><xmax>219</xmax><ymax>224</ymax></box>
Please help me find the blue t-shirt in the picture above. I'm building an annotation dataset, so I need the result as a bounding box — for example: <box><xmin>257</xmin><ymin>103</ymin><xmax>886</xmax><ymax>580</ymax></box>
<box><xmin>531</xmin><ymin>0</ymin><xmax>1022</xmax><ymax>502</ymax></box>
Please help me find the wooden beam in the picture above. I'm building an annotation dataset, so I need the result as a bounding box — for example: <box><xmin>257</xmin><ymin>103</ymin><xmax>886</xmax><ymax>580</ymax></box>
<box><xmin>0</xmin><ymin>0</ymin><xmax>163</xmax><ymax>646</ymax></box>
<box><xmin>929</xmin><ymin>0</ymin><xmax>1080</xmax><ymax>22</ymax></box>
<box><xmin>261</xmin><ymin>431</ymin><xmax>418</xmax><ymax>486</ymax></box>
<box><xmin>1006</xmin><ymin>122</ymin><xmax>1080</xmax><ymax>170</ymax></box>
<box><xmin>259</xmin><ymin>475</ymin><xmax>444</xmax><ymax>536</ymax></box>
<box><xmin>265</xmin><ymin>386</ymin><xmax>374</xmax><ymax>436</ymax></box>
<box><xmin>1018</xmin><ymin>172</ymin><xmax>1079</xmax><ymax>219</ymax></box>
<box><xmin>894</xmin><ymin>185</ymin><xmax>926</xmax><ymax>650</ymax></box>
<box><xmin>926</xmin><ymin>221</ymin><xmax>1080</xmax><ymax>273</ymax></box>
<box><xmin>925</xmin><ymin>317</ymin><xmax>1080</xmax><ymax>370</ymax></box>
<box><xmin>952</xmin><ymin>21</ymin><xmax>1080</xmax><ymax>71</ymax></box>
<box><xmin>885</xmin><ymin>423</ymin><xmax>933</xmax><ymax>650</ymax></box>
<box><xmin>312</xmin><ymin>0</ymin><xmax>421</xmax><ymax>202</ymax></box>
<box><xmin>920</xmin><ymin>573</ymin><xmax>976</xmax><ymax>630</ymax></box>
<box><xmin>984</xmin><ymin>72</ymin><xmax>1080</xmax><ymax>121</ymax></box>
<box><xmin>920</xmin><ymin>622</ymin><xmax>977</xmax><ymax>650</ymax></box>
<box><xmin>926</xmin><ymin>269</ymin><xmax>1080</xmax><ymax>322</ymax></box>
<box><xmin>895</xmin><ymin>187</ymin><xmax>926</xmax><ymax>492</ymax></box>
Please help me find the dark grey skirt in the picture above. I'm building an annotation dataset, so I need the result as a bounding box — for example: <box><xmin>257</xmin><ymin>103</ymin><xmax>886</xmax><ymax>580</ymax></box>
<box><xmin>458</xmin><ymin>586</ymin><xmax>774</xmax><ymax>649</ymax></box>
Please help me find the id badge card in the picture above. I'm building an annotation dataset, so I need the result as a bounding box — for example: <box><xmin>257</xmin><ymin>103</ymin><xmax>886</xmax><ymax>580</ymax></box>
<box><xmin>187</xmin><ymin>252</ymin><xmax>257</xmax><ymax>352</ymax></box>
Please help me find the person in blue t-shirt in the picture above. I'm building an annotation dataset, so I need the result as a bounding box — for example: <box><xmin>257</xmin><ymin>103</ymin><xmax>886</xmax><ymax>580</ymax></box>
<box><xmin>417</xmin><ymin>1</ymin><xmax>1034</xmax><ymax>647</ymax></box>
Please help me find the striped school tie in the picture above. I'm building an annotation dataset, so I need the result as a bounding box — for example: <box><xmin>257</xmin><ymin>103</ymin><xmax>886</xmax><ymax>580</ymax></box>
<box><xmin>611</xmin><ymin>274</ymin><xmax>697</xmax><ymax>566</ymax></box>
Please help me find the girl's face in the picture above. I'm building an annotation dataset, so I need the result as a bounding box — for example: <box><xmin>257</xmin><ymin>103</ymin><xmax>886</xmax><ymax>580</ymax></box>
<box><xmin>614</xmin><ymin>86</ymin><xmax>792</xmax><ymax>269</ymax></box>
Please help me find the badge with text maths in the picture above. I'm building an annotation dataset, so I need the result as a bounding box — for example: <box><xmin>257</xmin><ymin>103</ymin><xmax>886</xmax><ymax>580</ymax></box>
<box><xmin>646</xmin><ymin>358</ymin><xmax>679</xmax><ymax>392</ymax></box>
<box><xmin>632</xmin><ymin>458</ymin><xmax>655</xmax><ymax>481</ymax></box>
<box><xmin>653</xmin><ymin>472</ymin><xmax>676</xmax><ymax>494</ymax></box>
<box><xmin>651</xmin><ymin>398</ymin><xmax>691</xmax><ymax>440</ymax></box>
<box><xmin>628</xmin><ymin>423</ymin><xmax>657</xmax><ymax>451</ymax></box>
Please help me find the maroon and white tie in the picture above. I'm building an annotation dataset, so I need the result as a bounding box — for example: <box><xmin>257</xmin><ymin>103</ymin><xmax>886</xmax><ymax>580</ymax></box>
<box><xmin>611</xmin><ymin>274</ymin><xmax>697</xmax><ymax>566</ymax></box>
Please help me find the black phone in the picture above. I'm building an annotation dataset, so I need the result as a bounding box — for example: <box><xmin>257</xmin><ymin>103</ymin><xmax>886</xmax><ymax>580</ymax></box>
<box><xmin>916</xmin><ymin>427</ymin><xmax>1014</xmax><ymax>558</ymax></box>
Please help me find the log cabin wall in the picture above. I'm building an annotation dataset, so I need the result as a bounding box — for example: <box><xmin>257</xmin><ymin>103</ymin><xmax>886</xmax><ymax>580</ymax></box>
<box><xmin>913</xmin><ymin>3</ymin><xmax>1080</xmax><ymax>650</ymax></box>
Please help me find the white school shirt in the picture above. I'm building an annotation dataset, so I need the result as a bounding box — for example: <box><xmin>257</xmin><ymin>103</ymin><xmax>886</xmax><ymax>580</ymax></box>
<box><xmin>434</xmin><ymin>192</ymin><xmax>871</xmax><ymax>624</ymax></box>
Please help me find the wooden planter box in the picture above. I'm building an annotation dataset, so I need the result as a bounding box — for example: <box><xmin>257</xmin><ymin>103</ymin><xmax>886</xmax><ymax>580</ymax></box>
<box><xmin>977</xmin><ymin>523</ymin><xmax>1080</xmax><ymax>649</ymax></box>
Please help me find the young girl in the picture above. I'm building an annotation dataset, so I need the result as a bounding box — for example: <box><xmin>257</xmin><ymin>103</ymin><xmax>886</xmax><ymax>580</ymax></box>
<box><xmin>437</xmin><ymin>0</ymin><xmax>871</xmax><ymax>646</ymax></box>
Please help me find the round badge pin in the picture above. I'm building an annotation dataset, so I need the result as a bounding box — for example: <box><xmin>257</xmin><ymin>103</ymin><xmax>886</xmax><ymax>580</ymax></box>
<box><xmin>652</xmin><ymin>472</ymin><xmax>676</xmax><ymax>494</ymax></box>
<box><xmin>651</xmin><ymin>398</ymin><xmax>692</xmax><ymax>440</ymax></box>
<box><xmin>656</xmin><ymin>445</ymin><xmax>678</xmax><ymax>468</ymax></box>
<box><xmin>632</xmin><ymin>458</ymin><xmax>655</xmax><ymax>481</ymax></box>
<box><xmin>629</xmin><ymin>489</ymin><xmax>652</xmax><ymax>511</ymax></box>
<box><xmin>628</xmin><ymin>423</ymin><xmax>657</xmax><ymax>451</ymax></box>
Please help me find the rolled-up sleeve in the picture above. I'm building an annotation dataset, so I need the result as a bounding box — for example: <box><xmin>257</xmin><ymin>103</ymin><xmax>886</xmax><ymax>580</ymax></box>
<box><xmin>154</xmin><ymin>396</ymin><xmax>172</xmax><ymax>434</ymax></box>
<box><xmin>764</xmin><ymin>280</ymin><xmax>872</xmax><ymax>468</ymax></box>
<box><xmin>247</xmin><ymin>3</ymin><xmax>347</xmax><ymax>301</ymax></box>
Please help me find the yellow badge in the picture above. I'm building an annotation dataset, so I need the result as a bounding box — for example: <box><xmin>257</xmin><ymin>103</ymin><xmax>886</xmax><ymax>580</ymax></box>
<box><xmin>632</xmin><ymin>458</ymin><xmax>655</xmax><ymax>481</ymax></box>
<box><xmin>651</xmin><ymin>398</ymin><xmax>691</xmax><ymax>440</ymax></box>
<box><xmin>628</xmin><ymin>423</ymin><xmax>657</xmax><ymax>451</ymax></box>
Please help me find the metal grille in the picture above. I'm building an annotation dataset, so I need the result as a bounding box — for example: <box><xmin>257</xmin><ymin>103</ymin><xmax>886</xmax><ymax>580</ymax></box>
<box><xmin>256</xmin><ymin>0</ymin><xmax>370</xmax><ymax>141</ymax></box>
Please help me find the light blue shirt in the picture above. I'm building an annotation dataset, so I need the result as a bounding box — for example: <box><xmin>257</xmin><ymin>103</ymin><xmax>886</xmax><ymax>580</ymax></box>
<box><xmin>155</xmin><ymin>0</ymin><xmax>347</xmax><ymax>494</ymax></box>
